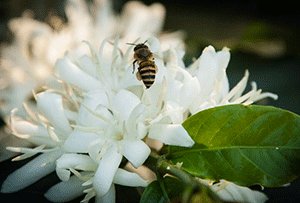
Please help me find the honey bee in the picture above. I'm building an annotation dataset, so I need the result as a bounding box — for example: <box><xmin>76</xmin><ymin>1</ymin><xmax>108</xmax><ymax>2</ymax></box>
<box><xmin>127</xmin><ymin>40</ymin><xmax>158</xmax><ymax>88</ymax></box>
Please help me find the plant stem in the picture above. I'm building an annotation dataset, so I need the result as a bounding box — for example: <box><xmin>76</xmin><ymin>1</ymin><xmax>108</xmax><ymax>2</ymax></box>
<box><xmin>149</xmin><ymin>153</ymin><xmax>222</xmax><ymax>203</ymax></box>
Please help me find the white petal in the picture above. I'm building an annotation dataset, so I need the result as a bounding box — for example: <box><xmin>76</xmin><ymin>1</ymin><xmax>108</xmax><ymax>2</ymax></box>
<box><xmin>63</xmin><ymin>130</ymin><xmax>99</xmax><ymax>153</ymax></box>
<box><xmin>78</xmin><ymin>55</ymin><xmax>98</xmax><ymax>77</ymax></box>
<box><xmin>126</xmin><ymin>103</ymin><xmax>146</xmax><ymax>136</ymax></box>
<box><xmin>10</xmin><ymin>110</ymin><xmax>56</xmax><ymax>147</ymax></box>
<box><xmin>56</xmin><ymin>154</ymin><xmax>96</xmax><ymax>182</ymax></box>
<box><xmin>179</xmin><ymin>77</ymin><xmax>201</xmax><ymax>110</ymax></box>
<box><xmin>95</xmin><ymin>184</ymin><xmax>115</xmax><ymax>203</ymax></box>
<box><xmin>11</xmin><ymin>119</ymin><xmax>48</xmax><ymax>138</ymax></box>
<box><xmin>37</xmin><ymin>92</ymin><xmax>72</xmax><ymax>137</ymax></box>
<box><xmin>119</xmin><ymin>140</ymin><xmax>150</xmax><ymax>168</ymax></box>
<box><xmin>55</xmin><ymin>54</ymin><xmax>103</xmax><ymax>91</ymax></box>
<box><xmin>216</xmin><ymin>47</ymin><xmax>230</xmax><ymax>77</ymax></box>
<box><xmin>148</xmin><ymin>124</ymin><xmax>194</xmax><ymax>147</ymax></box>
<box><xmin>113</xmin><ymin>168</ymin><xmax>148</xmax><ymax>187</ymax></box>
<box><xmin>1</xmin><ymin>151</ymin><xmax>62</xmax><ymax>193</ymax></box>
<box><xmin>212</xmin><ymin>182</ymin><xmax>268</xmax><ymax>203</ymax></box>
<box><xmin>195</xmin><ymin>46</ymin><xmax>219</xmax><ymax>98</ymax></box>
<box><xmin>44</xmin><ymin>175</ymin><xmax>89</xmax><ymax>202</ymax></box>
<box><xmin>113</xmin><ymin>89</ymin><xmax>141</xmax><ymax>122</ymax></box>
<box><xmin>93</xmin><ymin>144</ymin><xmax>122</xmax><ymax>198</ymax></box>
<box><xmin>163</xmin><ymin>101</ymin><xmax>184</xmax><ymax>124</ymax></box>
<box><xmin>82</xmin><ymin>89</ymin><xmax>114</xmax><ymax>111</ymax></box>
<box><xmin>78</xmin><ymin>90</ymin><xmax>115</xmax><ymax>127</ymax></box>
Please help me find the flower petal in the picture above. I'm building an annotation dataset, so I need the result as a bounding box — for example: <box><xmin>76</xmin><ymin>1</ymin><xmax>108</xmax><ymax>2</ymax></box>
<box><xmin>63</xmin><ymin>130</ymin><xmax>99</xmax><ymax>153</ymax></box>
<box><xmin>93</xmin><ymin>144</ymin><xmax>122</xmax><ymax>198</ymax></box>
<box><xmin>148</xmin><ymin>124</ymin><xmax>194</xmax><ymax>147</ymax></box>
<box><xmin>10</xmin><ymin>109</ymin><xmax>56</xmax><ymax>147</ymax></box>
<box><xmin>113</xmin><ymin>89</ymin><xmax>141</xmax><ymax>122</ymax></box>
<box><xmin>1</xmin><ymin>151</ymin><xmax>62</xmax><ymax>193</ymax></box>
<box><xmin>37</xmin><ymin>92</ymin><xmax>72</xmax><ymax>137</ymax></box>
<box><xmin>56</xmin><ymin>154</ymin><xmax>96</xmax><ymax>182</ymax></box>
<box><xmin>126</xmin><ymin>103</ymin><xmax>146</xmax><ymax>137</ymax></box>
<box><xmin>55</xmin><ymin>54</ymin><xmax>103</xmax><ymax>91</ymax></box>
<box><xmin>212</xmin><ymin>182</ymin><xmax>268</xmax><ymax>203</ymax></box>
<box><xmin>195</xmin><ymin>46</ymin><xmax>219</xmax><ymax>98</ymax></box>
<box><xmin>44</xmin><ymin>175</ymin><xmax>89</xmax><ymax>202</ymax></box>
<box><xmin>78</xmin><ymin>55</ymin><xmax>98</xmax><ymax>77</ymax></box>
<box><xmin>179</xmin><ymin>77</ymin><xmax>200</xmax><ymax>110</ymax></box>
<box><xmin>95</xmin><ymin>184</ymin><xmax>115</xmax><ymax>203</ymax></box>
<box><xmin>113</xmin><ymin>168</ymin><xmax>148</xmax><ymax>187</ymax></box>
<box><xmin>119</xmin><ymin>140</ymin><xmax>150</xmax><ymax>168</ymax></box>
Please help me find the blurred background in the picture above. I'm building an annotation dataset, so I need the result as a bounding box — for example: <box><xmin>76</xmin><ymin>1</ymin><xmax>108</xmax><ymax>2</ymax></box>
<box><xmin>0</xmin><ymin>0</ymin><xmax>299</xmax><ymax>202</ymax></box>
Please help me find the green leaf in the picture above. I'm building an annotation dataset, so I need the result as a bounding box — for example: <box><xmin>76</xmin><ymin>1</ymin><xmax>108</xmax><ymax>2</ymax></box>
<box><xmin>140</xmin><ymin>176</ymin><xmax>184</xmax><ymax>203</ymax></box>
<box><xmin>168</xmin><ymin>104</ymin><xmax>300</xmax><ymax>187</ymax></box>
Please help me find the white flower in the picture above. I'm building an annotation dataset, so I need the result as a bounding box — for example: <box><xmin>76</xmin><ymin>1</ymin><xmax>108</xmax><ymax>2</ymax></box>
<box><xmin>2</xmin><ymin>36</ymin><xmax>193</xmax><ymax>202</ymax></box>
<box><xmin>45</xmin><ymin>153</ymin><xmax>148</xmax><ymax>202</ymax></box>
<box><xmin>1</xmin><ymin>91</ymin><xmax>73</xmax><ymax>193</ymax></box>
<box><xmin>1</xmin><ymin>34</ymin><xmax>277</xmax><ymax>203</ymax></box>
<box><xmin>0</xmin><ymin>0</ymin><xmax>185</xmax><ymax>120</ymax></box>
<box><xmin>187</xmin><ymin>46</ymin><xmax>278</xmax><ymax>114</ymax></box>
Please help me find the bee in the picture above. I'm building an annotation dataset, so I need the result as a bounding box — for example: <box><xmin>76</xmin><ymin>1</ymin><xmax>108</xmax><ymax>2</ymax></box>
<box><xmin>127</xmin><ymin>40</ymin><xmax>158</xmax><ymax>88</ymax></box>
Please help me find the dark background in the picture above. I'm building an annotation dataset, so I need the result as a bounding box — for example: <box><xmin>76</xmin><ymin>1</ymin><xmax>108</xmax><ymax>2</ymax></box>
<box><xmin>1</xmin><ymin>0</ymin><xmax>300</xmax><ymax>202</ymax></box>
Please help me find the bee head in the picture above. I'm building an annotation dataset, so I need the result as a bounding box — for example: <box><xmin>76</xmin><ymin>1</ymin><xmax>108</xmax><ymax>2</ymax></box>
<box><xmin>127</xmin><ymin>40</ymin><xmax>148</xmax><ymax>52</ymax></box>
<box><xmin>134</xmin><ymin>44</ymin><xmax>148</xmax><ymax>52</ymax></box>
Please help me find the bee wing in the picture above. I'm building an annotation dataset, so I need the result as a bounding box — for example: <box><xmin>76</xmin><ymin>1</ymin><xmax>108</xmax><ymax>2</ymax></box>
<box><xmin>152</xmin><ymin>53</ymin><xmax>163</xmax><ymax>60</ymax></box>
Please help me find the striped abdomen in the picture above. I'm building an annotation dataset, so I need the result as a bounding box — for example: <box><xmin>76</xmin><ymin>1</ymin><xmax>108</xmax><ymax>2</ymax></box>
<box><xmin>137</xmin><ymin>61</ymin><xmax>157</xmax><ymax>88</ymax></box>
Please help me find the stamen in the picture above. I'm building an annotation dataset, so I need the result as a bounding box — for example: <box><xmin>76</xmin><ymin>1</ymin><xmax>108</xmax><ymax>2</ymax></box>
<box><xmin>41</xmin><ymin>153</ymin><xmax>56</xmax><ymax>168</ymax></box>
<box><xmin>8</xmin><ymin>144</ymin><xmax>47</xmax><ymax>161</ymax></box>
<box><xmin>47</xmin><ymin>125</ymin><xmax>62</xmax><ymax>146</ymax></box>
<box><xmin>69</xmin><ymin>168</ymin><xmax>82</xmax><ymax>179</ymax></box>
<box><xmin>71</xmin><ymin>125</ymin><xmax>104</xmax><ymax>133</ymax></box>
<box><xmin>156</xmin><ymin>76</ymin><xmax>167</xmax><ymax>107</ymax></box>
<box><xmin>215</xmin><ymin>181</ymin><xmax>230</xmax><ymax>193</ymax></box>
<box><xmin>83</xmin><ymin>40</ymin><xmax>106</xmax><ymax>83</ymax></box>
<box><xmin>255</xmin><ymin>92</ymin><xmax>278</xmax><ymax>101</ymax></box>
<box><xmin>232</xmin><ymin>90</ymin><xmax>255</xmax><ymax>104</ymax></box>
<box><xmin>246</xmin><ymin>89</ymin><xmax>262</xmax><ymax>103</ymax></box>
<box><xmin>82</xmin><ymin>178</ymin><xmax>93</xmax><ymax>186</ymax></box>
<box><xmin>222</xmin><ymin>70</ymin><xmax>249</xmax><ymax>103</ymax></box>
<box><xmin>169</xmin><ymin>46</ymin><xmax>178</xmax><ymax>68</ymax></box>
<box><xmin>105</xmin><ymin>92</ymin><xmax>120</xmax><ymax>121</ymax></box>
<box><xmin>32</xmin><ymin>89</ymin><xmax>38</xmax><ymax>101</ymax></box>
<box><xmin>150</xmin><ymin>106</ymin><xmax>183</xmax><ymax>125</ymax></box>
<box><xmin>82</xmin><ymin>188</ymin><xmax>96</xmax><ymax>203</ymax></box>
<box><xmin>142</xmin><ymin>85</ymin><xmax>150</xmax><ymax>106</ymax></box>
<box><xmin>110</xmin><ymin>55</ymin><xmax>119</xmax><ymax>73</ymax></box>
<box><xmin>97</xmin><ymin>141</ymin><xmax>108</xmax><ymax>160</ymax></box>
<box><xmin>82</xmin><ymin>103</ymin><xmax>111</xmax><ymax>123</ymax></box>
<box><xmin>121</xmin><ymin>37</ymin><xmax>140</xmax><ymax>68</ymax></box>
<box><xmin>122</xmin><ymin>121</ymin><xmax>126</xmax><ymax>135</ymax></box>
<box><xmin>23</xmin><ymin>103</ymin><xmax>38</xmax><ymax>122</ymax></box>
<box><xmin>111</xmin><ymin>34</ymin><xmax>120</xmax><ymax>60</ymax></box>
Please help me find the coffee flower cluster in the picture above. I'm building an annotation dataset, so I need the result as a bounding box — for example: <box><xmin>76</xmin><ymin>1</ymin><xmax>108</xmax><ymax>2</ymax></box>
<box><xmin>0</xmin><ymin>0</ymin><xmax>184</xmax><ymax>119</ymax></box>
<box><xmin>1</xmin><ymin>36</ymin><xmax>276</xmax><ymax>202</ymax></box>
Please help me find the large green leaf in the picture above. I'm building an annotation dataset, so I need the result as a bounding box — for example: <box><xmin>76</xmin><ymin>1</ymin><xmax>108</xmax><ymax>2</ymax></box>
<box><xmin>168</xmin><ymin>104</ymin><xmax>300</xmax><ymax>187</ymax></box>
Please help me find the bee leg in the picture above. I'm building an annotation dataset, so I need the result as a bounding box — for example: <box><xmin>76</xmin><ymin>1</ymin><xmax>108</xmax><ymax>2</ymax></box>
<box><xmin>132</xmin><ymin>60</ymin><xmax>137</xmax><ymax>74</ymax></box>
<box><xmin>136</xmin><ymin>71</ymin><xmax>142</xmax><ymax>81</ymax></box>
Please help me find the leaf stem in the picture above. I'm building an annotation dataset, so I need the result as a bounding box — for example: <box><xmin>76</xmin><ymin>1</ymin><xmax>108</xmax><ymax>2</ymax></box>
<box><xmin>149</xmin><ymin>152</ymin><xmax>222</xmax><ymax>203</ymax></box>
<box><xmin>157</xmin><ymin>157</ymin><xmax>200</xmax><ymax>203</ymax></box>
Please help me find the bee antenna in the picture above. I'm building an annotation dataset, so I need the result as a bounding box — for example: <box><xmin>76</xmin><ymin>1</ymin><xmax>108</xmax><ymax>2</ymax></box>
<box><xmin>143</xmin><ymin>40</ymin><xmax>148</xmax><ymax>45</ymax></box>
<box><xmin>126</xmin><ymin>42</ymin><xmax>136</xmax><ymax>45</ymax></box>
